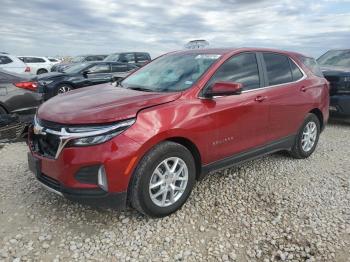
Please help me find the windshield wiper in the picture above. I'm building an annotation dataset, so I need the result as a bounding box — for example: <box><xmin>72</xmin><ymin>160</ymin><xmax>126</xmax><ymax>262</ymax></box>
<box><xmin>127</xmin><ymin>86</ymin><xmax>154</xmax><ymax>92</ymax></box>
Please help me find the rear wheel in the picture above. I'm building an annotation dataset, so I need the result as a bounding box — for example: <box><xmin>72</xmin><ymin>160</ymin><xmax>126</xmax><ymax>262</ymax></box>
<box><xmin>56</xmin><ymin>84</ymin><xmax>72</xmax><ymax>94</ymax></box>
<box><xmin>130</xmin><ymin>141</ymin><xmax>196</xmax><ymax>217</ymax></box>
<box><xmin>290</xmin><ymin>113</ymin><xmax>320</xmax><ymax>159</ymax></box>
<box><xmin>37</xmin><ymin>69</ymin><xmax>48</xmax><ymax>75</ymax></box>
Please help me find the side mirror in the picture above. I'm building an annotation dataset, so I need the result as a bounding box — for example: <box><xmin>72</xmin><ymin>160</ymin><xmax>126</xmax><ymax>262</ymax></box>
<box><xmin>82</xmin><ymin>70</ymin><xmax>89</xmax><ymax>77</ymax></box>
<box><xmin>205</xmin><ymin>81</ymin><xmax>242</xmax><ymax>97</ymax></box>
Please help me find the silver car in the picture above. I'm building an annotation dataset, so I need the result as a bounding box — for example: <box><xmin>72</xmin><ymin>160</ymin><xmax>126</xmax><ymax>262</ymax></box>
<box><xmin>0</xmin><ymin>69</ymin><xmax>42</xmax><ymax>118</ymax></box>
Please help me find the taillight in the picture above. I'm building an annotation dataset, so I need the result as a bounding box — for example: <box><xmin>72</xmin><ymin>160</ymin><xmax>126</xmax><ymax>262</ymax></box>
<box><xmin>14</xmin><ymin>81</ymin><xmax>38</xmax><ymax>91</ymax></box>
<box><xmin>25</xmin><ymin>66</ymin><xmax>31</xmax><ymax>72</ymax></box>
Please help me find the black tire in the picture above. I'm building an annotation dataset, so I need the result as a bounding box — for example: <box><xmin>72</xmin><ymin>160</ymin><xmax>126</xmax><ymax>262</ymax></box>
<box><xmin>0</xmin><ymin>106</ymin><xmax>7</xmax><ymax>115</ymax></box>
<box><xmin>290</xmin><ymin>113</ymin><xmax>321</xmax><ymax>159</ymax></box>
<box><xmin>55</xmin><ymin>84</ymin><xmax>73</xmax><ymax>95</ymax></box>
<box><xmin>130</xmin><ymin>141</ymin><xmax>196</xmax><ymax>217</ymax></box>
<box><xmin>37</xmin><ymin>69</ymin><xmax>48</xmax><ymax>75</ymax></box>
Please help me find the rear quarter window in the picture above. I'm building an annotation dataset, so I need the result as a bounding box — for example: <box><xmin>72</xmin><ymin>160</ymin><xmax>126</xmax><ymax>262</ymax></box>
<box><xmin>300</xmin><ymin>57</ymin><xmax>323</xmax><ymax>77</ymax></box>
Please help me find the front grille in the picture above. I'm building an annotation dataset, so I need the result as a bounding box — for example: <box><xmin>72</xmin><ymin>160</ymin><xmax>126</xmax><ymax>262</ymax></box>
<box><xmin>38</xmin><ymin>173</ymin><xmax>61</xmax><ymax>192</ymax></box>
<box><xmin>31</xmin><ymin>119</ymin><xmax>63</xmax><ymax>158</ymax></box>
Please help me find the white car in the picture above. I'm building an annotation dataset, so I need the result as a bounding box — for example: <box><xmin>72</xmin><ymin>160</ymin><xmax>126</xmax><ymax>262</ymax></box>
<box><xmin>0</xmin><ymin>53</ymin><xmax>28</xmax><ymax>74</ymax></box>
<box><xmin>18</xmin><ymin>56</ymin><xmax>54</xmax><ymax>75</ymax></box>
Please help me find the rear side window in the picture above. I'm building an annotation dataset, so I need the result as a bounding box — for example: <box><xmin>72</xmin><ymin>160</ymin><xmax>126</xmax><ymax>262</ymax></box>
<box><xmin>263</xmin><ymin>53</ymin><xmax>292</xmax><ymax>85</ymax></box>
<box><xmin>301</xmin><ymin>57</ymin><xmax>323</xmax><ymax>77</ymax></box>
<box><xmin>23</xmin><ymin>57</ymin><xmax>46</xmax><ymax>63</ymax></box>
<box><xmin>88</xmin><ymin>64</ymin><xmax>111</xmax><ymax>73</ymax></box>
<box><xmin>207</xmin><ymin>52</ymin><xmax>260</xmax><ymax>91</ymax></box>
<box><xmin>0</xmin><ymin>56</ymin><xmax>13</xmax><ymax>64</ymax></box>
<box><xmin>289</xmin><ymin>59</ymin><xmax>304</xmax><ymax>81</ymax></box>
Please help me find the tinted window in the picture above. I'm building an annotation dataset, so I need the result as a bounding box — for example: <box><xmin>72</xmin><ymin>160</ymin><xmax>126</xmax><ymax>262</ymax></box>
<box><xmin>88</xmin><ymin>64</ymin><xmax>110</xmax><ymax>73</ymax></box>
<box><xmin>120</xmin><ymin>53</ymin><xmax>135</xmax><ymax>63</ymax></box>
<box><xmin>289</xmin><ymin>59</ymin><xmax>303</xmax><ymax>81</ymax></box>
<box><xmin>317</xmin><ymin>50</ymin><xmax>350</xmax><ymax>67</ymax></box>
<box><xmin>85</xmin><ymin>56</ymin><xmax>97</xmax><ymax>62</ymax></box>
<box><xmin>136</xmin><ymin>53</ymin><xmax>150</xmax><ymax>63</ymax></box>
<box><xmin>207</xmin><ymin>52</ymin><xmax>260</xmax><ymax>91</ymax></box>
<box><xmin>49</xmin><ymin>58</ymin><xmax>58</xmax><ymax>62</ymax></box>
<box><xmin>0</xmin><ymin>56</ymin><xmax>13</xmax><ymax>64</ymax></box>
<box><xmin>111</xmin><ymin>64</ymin><xmax>128</xmax><ymax>72</ymax></box>
<box><xmin>263</xmin><ymin>53</ymin><xmax>292</xmax><ymax>85</ymax></box>
<box><xmin>301</xmin><ymin>57</ymin><xmax>323</xmax><ymax>77</ymax></box>
<box><xmin>23</xmin><ymin>57</ymin><xmax>46</xmax><ymax>63</ymax></box>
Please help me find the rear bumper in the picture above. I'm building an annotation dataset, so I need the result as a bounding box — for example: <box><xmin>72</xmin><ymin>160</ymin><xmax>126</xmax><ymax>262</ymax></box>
<box><xmin>330</xmin><ymin>95</ymin><xmax>350</xmax><ymax>118</ymax></box>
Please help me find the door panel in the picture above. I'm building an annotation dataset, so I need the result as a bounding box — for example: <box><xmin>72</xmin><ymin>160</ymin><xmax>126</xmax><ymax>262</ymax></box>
<box><xmin>203</xmin><ymin>89</ymin><xmax>270</xmax><ymax>161</ymax></box>
<box><xmin>201</xmin><ymin>52</ymin><xmax>270</xmax><ymax>161</ymax></box>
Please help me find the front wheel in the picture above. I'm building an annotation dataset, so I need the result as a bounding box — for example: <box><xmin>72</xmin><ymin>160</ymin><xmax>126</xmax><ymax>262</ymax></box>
<box><xmin>130</xmin><ymin>141</ymin><xmax>196</xmax><ymax>217</ymax></box>
<box><xmin>290</xmin><ymin>113</ymin><xmax>321</xmax><ymax>159</ymax></box>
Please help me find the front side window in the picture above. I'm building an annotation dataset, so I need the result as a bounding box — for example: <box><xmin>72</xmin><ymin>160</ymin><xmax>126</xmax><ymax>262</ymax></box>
<box><xmin>263</xmin><ymin>53</ymin><xmax>293</xmax><ymax>85</ymax></box>
<box><xmin>136</xmin><ymin>53</ymin><xmax>150</xmax><ymax>63</ymax></box>
<box><xmin>120</xmin><ymin>53</ymin><xmax>135</xmax><ymax>63</ymax></box>
<box><xmin>206</xmin><ymin>52</ymin><xmax>260</xmax><ymax>91</ymax></box>
<box><xmin>104</xmin><ymin>53</ymin><xmax>120</xmax><ymax>62</ymax></box>
<box><xmin>0</xmin><ymin>56</ymin><xmax>13</xmax><ymax>64</ymax></box>
<box><xmin>122</xmin><ymin>53</ymin><xmax>221</xmax><ymax>92</ymax></box>
<box><xmin>88</xmin><ymin>64</ymin><xmax>110</xmax><ymax>73</ymax></box>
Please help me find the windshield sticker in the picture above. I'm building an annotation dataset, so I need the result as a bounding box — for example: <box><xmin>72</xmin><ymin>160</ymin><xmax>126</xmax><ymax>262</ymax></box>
<box><xmin>195</xmin><ymin>54</ymin><xmax>221</xmax><ymax>60</ymax></box>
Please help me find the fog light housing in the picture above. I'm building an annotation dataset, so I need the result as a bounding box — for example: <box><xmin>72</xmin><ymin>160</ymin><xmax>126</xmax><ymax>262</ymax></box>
<box><xmin>98</xmin><ymin>165</ymin><xmax>108</xmax><ymax>191</ymax></box>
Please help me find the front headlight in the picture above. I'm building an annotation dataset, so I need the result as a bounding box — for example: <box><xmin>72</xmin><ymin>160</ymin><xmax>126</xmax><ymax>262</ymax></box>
<box><xmin>69</xmin><ymin>119</ymin><xmax>135</xmax><ymax>146</ymax></box>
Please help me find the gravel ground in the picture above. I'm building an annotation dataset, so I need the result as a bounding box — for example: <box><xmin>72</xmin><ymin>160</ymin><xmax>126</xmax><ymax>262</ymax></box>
<box><xmin>0</xmin><ymin>121</ymin><xmax>349</xmax><ymax>262</ymax></box>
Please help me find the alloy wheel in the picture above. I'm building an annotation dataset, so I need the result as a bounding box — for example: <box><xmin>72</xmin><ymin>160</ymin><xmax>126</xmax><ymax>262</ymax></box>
<box><xmin>149</xmin><ymin>157</ymin><xmax>188</xmax><ymax>207</ymax></box>
<box><xmin>301</xmin><ymin>121</ymin><xmax>317</xmax><ymax>152</ymax></box>
<box><xmin>58</xmin><ymin>86</ymin><xmax>71</xmax><ymax>93</ymax></box>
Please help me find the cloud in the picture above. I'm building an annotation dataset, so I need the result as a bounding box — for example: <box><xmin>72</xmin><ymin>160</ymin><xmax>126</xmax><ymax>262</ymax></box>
<box><xmin>0</xmin><ymin>0</ymin><xmax>349</xmax><ymax>58</ymax></box>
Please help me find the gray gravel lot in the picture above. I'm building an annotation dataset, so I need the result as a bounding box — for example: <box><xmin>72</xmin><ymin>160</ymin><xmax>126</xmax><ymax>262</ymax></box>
<box><xmin>0</xmin><ymin>121</ymin><xmax>349</xmax><ymax>261</ymax></box>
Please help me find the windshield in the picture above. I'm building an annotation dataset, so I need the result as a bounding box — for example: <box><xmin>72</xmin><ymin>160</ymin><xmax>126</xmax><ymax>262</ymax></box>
<box><xmin>317</xmin><ymin>50</ymin><xmax>350</xmax><ymax>67</ymax></box>
<box><xmin>71</xmin><ymin>56</ymin><xmax>85</xmax><ymax>63</ymax></box>
<box><xmin>64</xmin><ymin>63</ymin><xmax>90</xmax><ymax>74</ymax></box>
<box><xmin>104</xmin><ymin>53</ymin><xmax>120</xmax><ymax>62</ymax></box>
<box><xmin>121</xmin><ymin>53</ymin><xmax>221</xmax><ymax>92</ymax></box>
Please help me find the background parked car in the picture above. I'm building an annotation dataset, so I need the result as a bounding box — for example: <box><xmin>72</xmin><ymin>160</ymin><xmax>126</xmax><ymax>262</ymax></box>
<box><xmin>104</xmin><ymin>52</ymin><xmax>151</xmax><ymax>67</ymax></box>
<box><xmin>0</xmin><ymin>69</ymin><xmax>42</xmax><ymax>117</ymax></box>
<box><xmin>0</xmin><ymin>53</ymin><xmax>29</xmax><ymax>74</ymax></box>
<box><xmin>18</xmin><ymin>56</ymin><xmax>55</xmax><ymax>75</ymax></box>
<box><xmin>51</xmin><ymin>54</ymin><xmax>107</xmax><ymax>72</ymax></box>
<box><xmin>317</xmin><ymin>49</ymin><xmax>350</xmax><ymax>118</ymax></box>
<box><xmin>37</xmin><ymin>61</ymin><xmax>138</xmax><ymax>100</ymax></box>
<box><xmin>47</xmin><ymin>57</ymin><xmax>61</xmax><ymax>64</ymax></box>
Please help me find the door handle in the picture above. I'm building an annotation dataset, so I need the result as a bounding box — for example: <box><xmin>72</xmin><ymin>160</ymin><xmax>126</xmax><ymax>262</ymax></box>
<box><xmin>255</xmin><ymin>95</ymin><xmax>267</xmax><ymax>102</ymax></box>
<box><xmin>300</xmin><ymin>86</ymin><xmax>307</xmax><ymax>92</ymax></box>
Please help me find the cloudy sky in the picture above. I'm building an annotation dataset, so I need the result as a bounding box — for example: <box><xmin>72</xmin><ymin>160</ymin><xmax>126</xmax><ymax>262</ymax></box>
<box><xmin>1</xmin><ymin>0</ymin><xmax>350</xmax><ymax>58</ymax></box>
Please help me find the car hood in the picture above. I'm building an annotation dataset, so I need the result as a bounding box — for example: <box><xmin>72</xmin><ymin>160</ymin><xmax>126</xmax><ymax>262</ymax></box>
<box><xmin>37</xmin><ymin>84</ymin><xmax>182</xmax><ymax>124</ymax></box>
<box><xmin>321</xmin><ymin>65</ymin><xmax>350</xmax><ymax>76</ymax></box>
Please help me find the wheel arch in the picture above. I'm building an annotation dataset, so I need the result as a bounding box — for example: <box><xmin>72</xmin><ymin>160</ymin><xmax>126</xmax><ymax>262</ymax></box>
<box><xmin>166</xmin><ymin>137</ymin><xmax>202</xmax><ymax>180</ymax></box>
<box><xmin>309</xmin><ymin>108</ymin><xmax>324</xmax><ymax>131</ymax></box>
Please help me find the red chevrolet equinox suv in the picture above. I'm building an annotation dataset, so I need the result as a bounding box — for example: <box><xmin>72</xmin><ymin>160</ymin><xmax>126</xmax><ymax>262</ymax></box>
<box><xmin>28</xmin><ymin>48</ymin><xmax>329</xmax><ymax>217</ymax></box>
